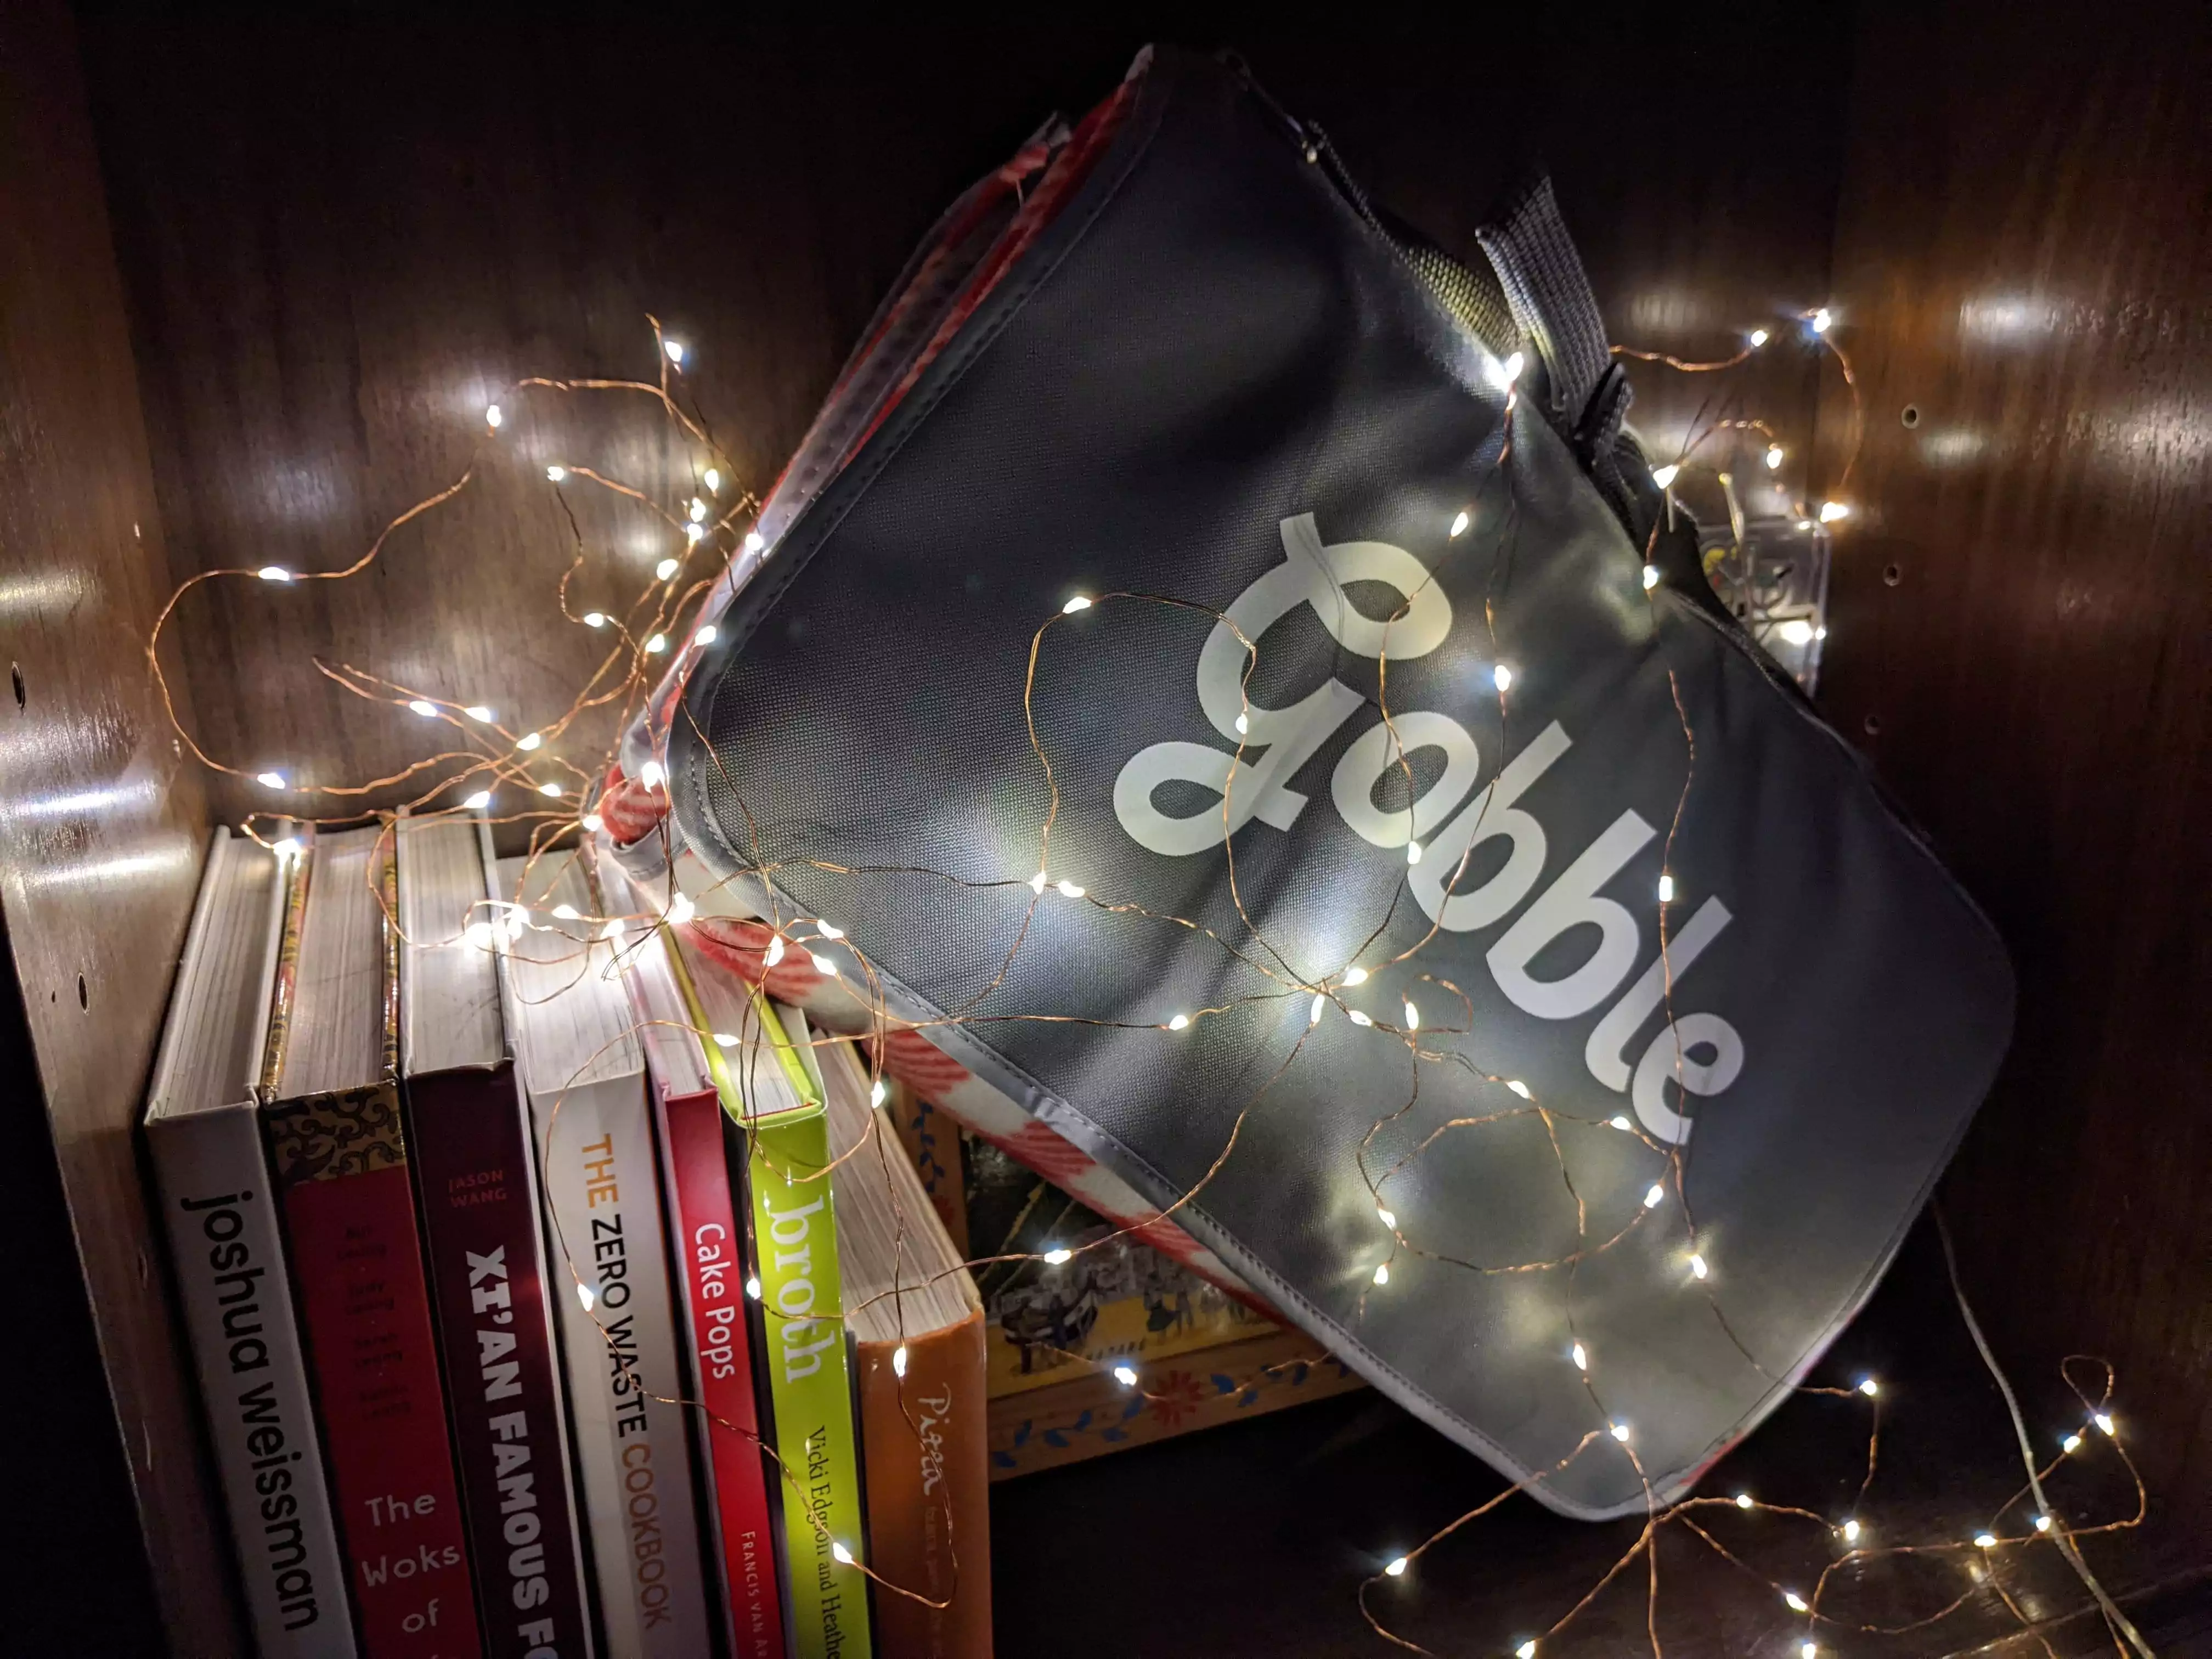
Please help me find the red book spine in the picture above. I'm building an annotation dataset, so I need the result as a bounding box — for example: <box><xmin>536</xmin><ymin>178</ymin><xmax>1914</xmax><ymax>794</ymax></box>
<box><xmin>408</xmin><ymin>1068</ymin><xmax>592</xmax><ymax>1659</ymax></box>
<box><xmin>659</xmin><ymin>1084</ymin><xmax>786</xmax><ymax>1659</ymax></box>
<box><xmin>270</xmin><ymin>1084</ymin><xmax>483</xmax><ymax>1658</ymax></box>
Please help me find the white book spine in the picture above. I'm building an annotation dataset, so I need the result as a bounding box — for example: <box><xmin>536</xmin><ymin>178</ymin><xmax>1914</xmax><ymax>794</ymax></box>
<box><xmin>150</xmin><ymin>1101</ymin><xmax>357</xmax><ymax>1659</ymax></box>
<box><xmin>534</xmin><ymin>1073</ymin><xmax>713</xmax><ymax>1659</ymax></box>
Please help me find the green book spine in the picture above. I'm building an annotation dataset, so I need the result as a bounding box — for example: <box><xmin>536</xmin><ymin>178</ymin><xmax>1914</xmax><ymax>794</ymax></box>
<box><xmin>667</xmin><ymin>936</ymin><xmax>873</xmax><ymax>1659</ymax></box>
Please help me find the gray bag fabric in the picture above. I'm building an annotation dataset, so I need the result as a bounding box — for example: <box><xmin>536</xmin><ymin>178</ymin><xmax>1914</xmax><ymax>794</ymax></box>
<box><xmin>662</xmin><ymin>47</ymin><xmax>2014</xmax><ymax>1517</ymax></box>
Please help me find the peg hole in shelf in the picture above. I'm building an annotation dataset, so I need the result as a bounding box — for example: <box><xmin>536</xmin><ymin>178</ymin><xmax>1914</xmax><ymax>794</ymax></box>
<box><xmin>10</xmin><ymin>663</ymin><xmax>22</xmax><ymax>709</ymax></box>
<box><xmin>1864</xmin><ymin>712</ymin><xmax>1884</xmax><ymax>737</ymax></box>
<box><xmin>1900</xmin><ymin>404</ymin><xmax>1921</xmax><ymax>427</ymax></box>
<box><xmin>1884</xmin><ymin>562</ymin><xmax>1904</xmax><ymax>586</ymax></box>
<box><xmin>77</xmin><ymin>973</ymin><xmax>88</xmax><ymax>1011</ymax></box>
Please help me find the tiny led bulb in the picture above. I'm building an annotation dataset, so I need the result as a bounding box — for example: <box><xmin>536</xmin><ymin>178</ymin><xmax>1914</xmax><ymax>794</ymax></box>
<box><xmin>713</xmin><ymin>1032</ymin><xmax>738</xmax><ymax>1048</ymax></box>
<box><xmin>257</xmin><ymin>566</ymin><xmax>292</xmax><ymax>582</ymax></box>
<box><xmin>1689</xmin><ymin>1253</ymin><xmax>1709</xmax><ymax>1279</ymax></box>
<box><xmin>1056</xmin><ymin>879</ymin><xmax>1084</xmax><ymax>898</ymax></box>
<box><xmin>1736</xmin><ymin>1493</ymin><xmax>1755</xmax><ymax>1509</ymax></box>
<box><xmin>689</xmin><ymin>497</ymin><xmax>707</xmax><ymax>523</ymax></box>
<box><xmin>464</xmin><ymin>921</ymin><xmax>497</xmax><ymax>949</ymax></box>
<box><xmin>693</xmin><ymin>624</ymin><xmax>718</xmax><ymax>648</ymax></box>
<box><xmin>870</xmin><ymin>1078</ymin><xmax>888</xmax><ymax>1107</ymax></box>
<box><xmin>1028</xmin><ymin>870</ymin><xmax>1048</xmax><ymax>895</ymax></box>
<box><xmin>892</xmin><ymin>1345</ymin><xmax>908</xmax><ymax>1378</ymax></box>
<box><xmin>667</xmin><ymin>893</ymin><xmax>696</xmax><ymax>925</ymax></box>
<box><xmin>1376</xmin><ymin>1205</ymin><xmax>1396</xmax><ymax>1228</ymax></box>
<box><xmin>1974</xmin><ymin>1533</ymin><xmax>1997</xmax><ymax>1549</ymax></box>
<box><xmin>813</xmin><ymin>918</ymin><xmax>843</xmax><ymax>939</ymax></box>
<box><xmin>1802</xmin><ymin>1645</ymin><xmax>1818</xmax><ymax>1659</ymax></box>
<box><xmin>1062</xmin><ymin>594</ymin><xmax>1093</xmax><ymax>614</ymax></box>
<box><xmin>1858</xmin><ymin>1378</ymin><xmax>1880</xmax><ymax>1397</ymax></box>
<box><xmin>1571</xmin><ymin>1342</ymin><xmax>1588</xmax><ymax>1372</ymax></box>
<box><xmin>830</xmin><ymin>1542</ymin><xmax>853</xmax><ymax>1567</ymax></box>
<box><xmin>1643</xmin><ymin>564</ymin><xmax>1661</xmax><ymax>590</ymax></box>
<box><xmin>2063</xmin><ymin>1433</ymin><xmax>2083</xmax><ymax>1453</ymax></box>
<box><xmin>1233</xmin><ymin>713</ymin><xmax>1248</xmax><ymax>735</ymax></box>
<box><xmin>1765</xmin><ymin>444</ymin><xmax>1786</xmax><ymax>470</ymax></box>
<box><xmin>256</xmin><ymin>771</ymin><xmax>287</xmax><ymax>789</ymax></box>
<box><xmin>664</xmin><ymin>339</ymin><xmax>686</xmax><ymax>365</ymax></box>
<box><xmin>462</xmin><ymin>790</ymin><xmax>493</xmax><ymax>810</ymax></box>
<box><xmin>1449</xmin><ymin>509</ymin><xmax>1471</xmax><ymax>538</ymax></box>
<box><xmin>1168</xmin><ymin>1013</ymin><xmax>1190</xmax><ymax>1031</ymax></box>
<box><xmin>1643</xmin><ymin>1183</ymin><xmax>1666</xmax><ymax>1209</ymax></box>
<box><xmin>1518</xmin><ymin>1645</ymin><xmax>1538</xmax><ymax>1659</ymax></box>
<box><xmin>1657</xmin><ymin>873</ymin><xmax>1675</xmax><ymax>903</ymax></box>
<box><xmin>1783</xmin><ymin>1590</ymin><xmax>1809</xmax><ymax>1612</ymax></box>
<box><xmin>1610</xmin><ymin>1114</ymin><xmax>1633</xmax><ymax>1130</ymax></box>
<box><xmin>1818</xmin><ymin>500</ymin><xmax>1851</xmax><ymax>523</ymax></box>
<box><xmin>1043</xmin><ymin>1247</ymin><xmax>1073</xmax><ymax>1265</ymax></box>
<box><xmin>1342</xmin><ymin>967</ymin><xmax>1369</xmax><ymax>986</ymax></box>
<box><xmin>1406</xmin><ymin>840</ymin><xmax>1423</xmax><ymax>865</ymax></box>
<box><xmin>703</xmin><ymin>467</ymin><xmax>721</xmax><ymax>493</ymax></box>
<box><xmin>272</xmin><ymin>836</ymin><xmax>301</xmax><ymax>860</ymax></box>
<box><xmin>582</xmin><ymin>812</ymin><xmax>604</xmax><ymax>833</ymax></box>
<box><xmin>1113</xmin><ymin>1364</ymin><xmax>1138</xmax><ymax>1387</ymax></box>
<box><xmin>639</xmin><ymin>759</ymin><xmax>664</xmax><ymax>788</ymax></box>
<box><xmin>539</xmin><ymin>781</ymin><xmax>564</xmax><ymax>798</ymax></box>
<box><xmin>409</xmin><ymin>698</ymin><xmax>439</xmax><ymax>717</ymax></box>
<box><xmin>1383</xmin><ymin>1556</ymin><xmax>1408</xmax><ymax>1578</ymax></box>
<box><xmin>1372</xmin><ymin>1263</ymin><xmax>1390</xmax><ymax>1286</ymax></box>
<box><xmin>1493</xmin><ymin>664</ymin><xmax>1514</xmax><ymax>692</ymax></box>
<box><xmin>1748</xmin><ymin>328</ymin><xmax>1770</xmax><ymax>348</ymax></box>
<box><xmin>744</xmin><ymin>530</ymin><xmax>766</xmax><ymax>554</ymax></box>
<box><xmin>546</xmin><ymin>464</ymin><xmax>567</xmax><ymax>482</ymax></box>
<box><xmin>645</xmin><ymin>633</ymin><xmax>668</xmax><ymax>654</ymax></box>
<box><xmin>2035</xmin><ymin>1515</ymin><xmax>2052</xmax><ymax>1533</ymax></box>
<box><xmin>1347</xmin><ymin>1010</ymin><xmax>1374</xmax><ymax>1027</ymax></box>
<box><xmin>584</xmin><ymin>611</ymin><xmax>607</xmax><ymax>628</ymax></box>
<box><xmin>745</xmin><ymin>1275</ymin><xmax>761</xmax><ymax>1299</ymax></box>
<box><xmin>1403</xmin><ymin>1000</ymin><xmax>1419</xmax><ymax>1030</ymax></box>
<box><xmin>552</xmin><ymin>903</ymin><xmax>580</xmax><ymax>921</ymax></box>
<box><xmin>2095</xmin><ymin>1412</ymin><xmax>2117</xmax><ymax>1436</ymax></box>
<box><xmin>1610</xmin><ymin>1421</ymin><xmax>1631</xmax><ymax>1442</ymax></box>
<box><xmin>599</xmin><ymin>920</ymin><xmax>627</xmax><ymax>944</ymax></box>
<box><xmin>1778</xmin><ymin>618</ymin><xmax>1816</xmax><ymax>646</ymax></box>
<box><xmin>763</xmin><ymin>935</ymin><xmax>786</xmax><ymax>968</ymax></box>
<box><xmin>1650</xmin><ymin>463</ymin><xmax>1680</xmax><ymax>489</ymax></box>
<box><xmin>810</xmin><ymin>952</ymin><xmax>839</xmax><ymax>976</ymax></box>
<box><xmin>1504</xmin><ymin>1079</ymin><xmax>1533</xmax><ymax>1099</ymax></box>
<box><xmin>684</xmin><ymin>522</ymin><xmax>704</xmax><ymax>545</ymax></box>
<box><xmin>517</xmin><ymin>731</ymin><xmax>543</xmax><ymax>751</ymax></box>
<box><xmin>463</xmin><ymin>704</ymin><xmax>494</xmax><ymax>722</ymax></box>
<box><xmin>1842</xmin><ymin>1518</ymin><xmax>1861</xmax><ymax>1543</ymax></box>
<box><xmin>658</xmin><ymin>557</ymin><xmax>681</xmax><ymax>580</ymax></box>
<box><xmin>1811</xmin><ymin>308</ymin><xmax>1833</xmax><ymax>334</ymax></box>
<box><xmin>485</xmin><ymin>403</ymin><xmax>503</xmax><ymax>428</ymax></box>
<box><xmin>577</xmin><ymin>1283</ymin><xmax>595</xmax><ymax>1311</ymax></box>
<box><xmin>1310</xmin><ymin>994</ymin><xmax>1327</xmax><ymax>1025</ymax></box>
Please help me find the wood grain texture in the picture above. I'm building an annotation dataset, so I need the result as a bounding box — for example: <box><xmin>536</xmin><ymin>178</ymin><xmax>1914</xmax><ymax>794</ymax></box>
<box><xmin>1813</xmin><ymin>0</ymin><xmax>2212</xmax><ymax>1551</ymax></box>
<box><xmin>0</xmin><ymin>1</ymin><xmax>236</xmax><ymax>1650</ymax></box>
<box><xmin>75</xmin><ymin>15</ymin><xmax>1844</xmax><ymax>827</ymax></box>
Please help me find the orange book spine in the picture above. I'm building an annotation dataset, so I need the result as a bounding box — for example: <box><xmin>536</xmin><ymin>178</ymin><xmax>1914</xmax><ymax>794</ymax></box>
<box><xmin>856</xmin><ymin>1312</ymin><xmax>992</xmax><ymax>1659</ymax></box>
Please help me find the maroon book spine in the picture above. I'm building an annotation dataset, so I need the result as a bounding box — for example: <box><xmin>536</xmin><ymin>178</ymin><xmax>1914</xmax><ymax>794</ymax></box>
<box><xmin>408</xmin><ymin>1065</ymin><xmax>592</xmax><ymax>1659</ymax></box>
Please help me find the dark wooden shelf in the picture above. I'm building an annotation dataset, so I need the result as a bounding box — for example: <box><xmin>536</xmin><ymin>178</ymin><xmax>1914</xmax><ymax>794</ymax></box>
<box><xmin>2</xmin><ymin>5</ymin><xmax>2208</xmax><ymax>1654</ymax></box>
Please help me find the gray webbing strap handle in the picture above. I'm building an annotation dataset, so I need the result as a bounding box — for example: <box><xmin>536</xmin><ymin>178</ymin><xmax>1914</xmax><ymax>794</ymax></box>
<box><xmin>1476</xmin><ymin>174</ymin><xmax>1644</xmax><ymax>535</ymax></box>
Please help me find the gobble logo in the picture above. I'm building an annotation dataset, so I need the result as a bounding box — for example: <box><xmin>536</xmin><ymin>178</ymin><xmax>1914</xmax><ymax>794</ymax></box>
<box><xmin>1114</xmin><ymin>513</ymin><xmax>1742</xmax><ymax>1143</ymax></box>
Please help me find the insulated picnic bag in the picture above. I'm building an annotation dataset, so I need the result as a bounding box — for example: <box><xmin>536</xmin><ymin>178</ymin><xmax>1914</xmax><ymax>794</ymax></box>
<box><xmin>627</xmin><ymin>45</ymin><xmax>2015</xmax><ymax>1517</ymax></box>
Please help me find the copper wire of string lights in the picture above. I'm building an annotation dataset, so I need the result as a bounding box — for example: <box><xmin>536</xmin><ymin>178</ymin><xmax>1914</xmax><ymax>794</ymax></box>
<box><xmin>147</xmin><ymin>319</ymin><xmax>2146</xmax><ymax>1654</ymax></box>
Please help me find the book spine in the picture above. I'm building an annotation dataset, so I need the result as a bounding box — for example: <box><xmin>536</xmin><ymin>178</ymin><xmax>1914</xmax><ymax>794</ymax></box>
<box><xmin>534</xmin><ymin>1077</ymin><xmax>714</xmax><ymax>1659</ymax></box>
<box><xmin>408</xmin><ymin>1068</ymin><xmax>594</xmax><ymax>1659</ymax></box>
<box><xmin>656</xmin><ymin>1084</ymin><xmax>786</xmax><ymax>1659</ymax></box>
<box><xmin>151</xmin><ymin>1104</ymin><xmax>357</xmax><ymax>1658</ymax></box>
<box><xmin>265</xmin><ymin>1083</ymin><xmax>484</xmax><ymax>1658</ymax></box>
<box><xmin>746</xmin><ymin>1107</ymin><xmax>873</xmax><ymax>1659</ymax></box>
<box><xmin>661</xmin><ymin>926</ymin><xmax>871</xmax><ymax>1659</ymax></box>
<box><xmin>858</xmin><ymin>1314</ymin><xmax>993</xmax><ymax>1659</ymax></box>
